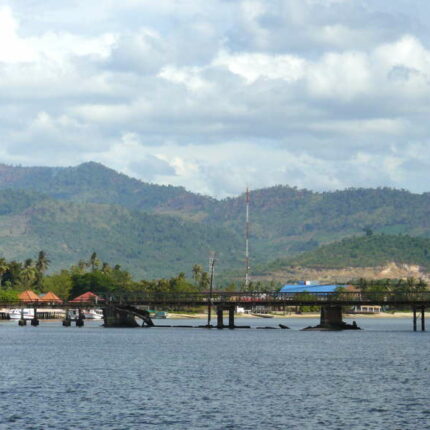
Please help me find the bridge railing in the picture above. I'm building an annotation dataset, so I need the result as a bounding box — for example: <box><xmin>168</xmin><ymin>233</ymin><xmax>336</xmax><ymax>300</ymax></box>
<box><xmin>2</xmin><ymin>290</ymin><xmax>430</xmax><ymax>307</ymax></box>
<box><xmin>92</xmin><ymin>290</ymin><xmax>430</xmax><ymax>305</ymax></box>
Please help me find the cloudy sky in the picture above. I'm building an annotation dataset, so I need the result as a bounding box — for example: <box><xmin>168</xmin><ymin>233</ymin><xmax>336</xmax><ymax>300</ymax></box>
<box><xmin>1</xmin><ymin>0</ymin><xmax>430</xmax><ymax>197</ymax></box>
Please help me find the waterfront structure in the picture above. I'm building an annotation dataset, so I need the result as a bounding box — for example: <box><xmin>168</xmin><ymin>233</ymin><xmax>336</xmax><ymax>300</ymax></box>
<box><xmin>39</xmin><ymin>292</ymin><xmax>63</xmax><ymax>303</ymax></box>
<box><xmin>1</xmin><ymin>290</ymin><xmax>428</xmax><ymax>331</ymax></box>
<box><xmin>18</xmin><ymin>290</ymin><xmax>40</xmax><ymax>302</ymax></box>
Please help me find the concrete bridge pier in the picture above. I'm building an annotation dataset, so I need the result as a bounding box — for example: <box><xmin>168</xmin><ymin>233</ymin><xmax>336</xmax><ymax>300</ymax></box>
<box><xmin>103</xmin><ymin>305</ymin><xmax>139</xmax><ymax>327</ymax></box>
<box><xmin>304</xmin><ymin>305</ymin><xmax>360</xmax><ymax>330</ymax></box>
<box><xmin>413</xmin><ymin>306</ymin><xmax>426</xmax><ymax>332</ymax></box>
<box><xmin>18</xmin><ymin>308</ymin><xmax>26</xmax><ymax>326</ymax></box>
<box><xmin>320</xmin><ymin>305</ymin><xmax>343</xmax><ymax>328</ymax></box>
<box><xmin>31</xmin><ymin>306</ymin><xmax>39</xmax><ymax>327</ymax></box>
<box><xmin>62</xmin><ymin>308</ymin><xmax>71</xmax><ymax>326</ymax></box>
<box><xmin>216</xmin><ymin>305</ymin><xmax>235</xmax><ymax>329</ymax></box>
<box><xmin>76</xmin><ymin>308</ymin><xmax>84</xmax><ymax>327</ymax></box>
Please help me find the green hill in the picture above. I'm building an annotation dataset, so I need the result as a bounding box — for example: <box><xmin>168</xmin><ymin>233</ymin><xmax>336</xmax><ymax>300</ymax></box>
<box><xmin>2</xmin><ymin>163</ymin><xmax>430</xmax><ymax>277</ymax></box>
<box><xmin>0</xmin><ymin>190</ymin><xmax>242</xmax><ymax>279</ymax></box>
<box><xmin>263</xmin><ymin>234</ymin><xmax>430</xmax><ymax>272</ymax></box>
<box><xmin>0</xmin><ymin>162</ymin><xmax>214</xmax><ymax>213</ymax></box>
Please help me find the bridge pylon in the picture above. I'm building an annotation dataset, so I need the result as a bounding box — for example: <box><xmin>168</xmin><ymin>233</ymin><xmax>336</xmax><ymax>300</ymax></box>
<box><xmin>304</xmin><ymin>305</ymin><xmax>360</xmax><ymax>331</ymax></box>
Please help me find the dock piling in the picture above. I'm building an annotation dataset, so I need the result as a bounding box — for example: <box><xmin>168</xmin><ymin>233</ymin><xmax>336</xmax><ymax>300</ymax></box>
<box><xmin>217</xmin><ymin>308</ymin><xmax>223</xmax><ymax>329</ymax></box>
<box><xmin>31</xmin><ymin>306</ymin><xmax>39</xmax><ymax>326</ymax></box>
<box><xmin>76</xmin><ymin>308</ymin><xmax>84</xmax><ymax>327</ymax></box>
<box><xmin>228</xmin><ymin>308</ymin><xmax>235</xmax><ymax>329</ymax></box>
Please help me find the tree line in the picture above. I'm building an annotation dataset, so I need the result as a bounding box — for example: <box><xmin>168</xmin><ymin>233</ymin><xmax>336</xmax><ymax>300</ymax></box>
<box><xmin>0</xmin><ymin>253</ymin><xmax>221</xmax><ymax>301</ymax></box>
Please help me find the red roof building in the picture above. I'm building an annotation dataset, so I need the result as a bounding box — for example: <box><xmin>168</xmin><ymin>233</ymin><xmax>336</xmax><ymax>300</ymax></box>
<box><xmin>19</xmin><ymin>290</ymin><xmax>40</xmax><ymax>302</ymax></box>
<box><xmin>39</xmin><ymin>291</ymin><xmax>63</xmax><ymax>303</ymax></box>
<box><xmin>69</xmin><ymin>291</ymin><xmax>102</xmax><ymax>303</ymax></box>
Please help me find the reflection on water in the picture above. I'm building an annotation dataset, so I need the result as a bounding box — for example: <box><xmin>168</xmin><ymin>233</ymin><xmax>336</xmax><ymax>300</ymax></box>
<box><xmin>0</xmin><ymin>318</ymin><xmax>429</xmax><ymax>429</ymax></box>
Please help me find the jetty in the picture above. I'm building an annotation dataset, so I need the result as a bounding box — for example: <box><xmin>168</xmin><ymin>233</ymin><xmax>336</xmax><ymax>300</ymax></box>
<box><xmin>0</xmin><ymin>290</ymin><xmax>429</xmax><ymax>331</ymax></box>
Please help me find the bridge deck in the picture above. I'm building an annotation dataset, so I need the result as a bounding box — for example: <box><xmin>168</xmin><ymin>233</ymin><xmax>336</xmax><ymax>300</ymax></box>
<box><xmin>1</xmin><ymin>291</ymin><xmax>430</xmax><ymax>308</ymax></box>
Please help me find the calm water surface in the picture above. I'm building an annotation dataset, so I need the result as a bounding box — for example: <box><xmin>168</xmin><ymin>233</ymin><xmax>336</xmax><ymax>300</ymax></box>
<box><xmin>1</xmin><ymin>317</ymin><xmax>429</xmax><ymax>429</ymax></box>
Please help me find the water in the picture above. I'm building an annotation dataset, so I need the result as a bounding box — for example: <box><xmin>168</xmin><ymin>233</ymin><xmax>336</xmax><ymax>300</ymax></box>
<box><xmin>1</xmin><ymin>318</ymin><xmax>429</xmax><ymax>429</ymax></box>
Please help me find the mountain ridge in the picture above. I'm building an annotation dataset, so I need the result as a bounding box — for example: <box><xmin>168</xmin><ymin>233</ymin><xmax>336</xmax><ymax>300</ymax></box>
<box><xmin>1</xmin><ymin>162</ymin><xmax>430</xmax><ymax>279</ymax></box>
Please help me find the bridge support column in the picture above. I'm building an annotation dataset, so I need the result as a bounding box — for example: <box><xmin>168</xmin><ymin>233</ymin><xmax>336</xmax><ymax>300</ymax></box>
<box><xmin>413</xmin><ymin>306</ymin><xmax>417</xmax><ymax>332</ymax></box>
<box><xmin>304</xmin><ymin>305</ymin><xmax>360</xmax><ymax>330</ymax></box>
<box><xmin>103</xmin><ymin>305</ymin><xmax>139</xmax><ymax>328</ymax></box>
<box><xmin>18</xmin><ymin>308</ymin><xmax>26</xmax><ymax>326</ymax></box>
<box><xmin>217</xmin><ymin>308</ymin><xmax>223</xmax><ymax>329</ymax></box>
<box><xmin>76</xmin><ymin>308</ymin><xmax>84</xmax><ymax>327</ymax></box>
<box><xmin>422</xmin><ymin>306</ymin><xmax>426</xmax><ymax>332</ymax></box>
<box><xmin>228</xmin><ymin>308</ymin><xmax>235</xmax><ymax>329</ymax></box>
<box><xmin>31</xmin><ymin>306</ymin><xmax>39</xmax><ymax>327</ymax></box>
<box><xmin>62</xmin><ymin>308</ymin><xmax>71</xmax><ymax>326</ymax></box>
<box><xmin>216</xmin><ymin>305</ymin><xmax>236</xmax><ymax>329</ymax></box>
<box><xmin>320</xmin><ymin>305</ymin><xmax>343</xmax><ymax>328</ymax></box>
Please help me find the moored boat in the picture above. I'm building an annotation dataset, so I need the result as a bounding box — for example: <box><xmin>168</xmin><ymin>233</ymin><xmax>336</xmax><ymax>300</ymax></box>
<box><xmin>9</xmin><ymin>308</ymin><xmax>35</xmax><ymax>320</ymax></box>
<box><xmin>82</xmin><ymin>309</ymin><xmax>104</xmax><ymax>320</ymax></box>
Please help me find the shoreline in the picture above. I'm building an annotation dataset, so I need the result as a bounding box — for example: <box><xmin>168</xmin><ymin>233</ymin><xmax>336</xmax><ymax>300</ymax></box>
<box><xmin>167</xmin><ymin>311</ymin><xmax>422</xmax><ymax>319</ymax></box>
<box><xmin>0</xmin><ymin>312</ymin><xmax>423</xmax><ymax>322</ymax></box>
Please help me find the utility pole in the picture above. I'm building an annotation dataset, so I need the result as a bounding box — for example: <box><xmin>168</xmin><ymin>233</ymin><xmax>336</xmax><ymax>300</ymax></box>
<box><xmin>207</xmin><ymin>252</ymin><xmax>216</xmax><ymax>327</ymax></box>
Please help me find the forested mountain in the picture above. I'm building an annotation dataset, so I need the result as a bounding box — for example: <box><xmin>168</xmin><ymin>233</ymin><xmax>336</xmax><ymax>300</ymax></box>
<box><xmin>212</xmin><ymin>186</ymin><xmax>430</xmax><ymax>258</ymax></box>
<box><xmin>263</xmin><ymin>234</ymin><xmax>430</xmax><ymax>272</ymax></box>
<box><xmin>0</xmin><ymin>190</ymin><xmax>242</xmax><ymax>278</ymax></box>
<box><xmin>0</xmin><ymin>162</ymin><xmax>214</xmax><ymax>213</ymax></box>
<box><xmin>1</xmin><ymin>162</ymin><xmax>430</xmax><ymax>278</ymax></box>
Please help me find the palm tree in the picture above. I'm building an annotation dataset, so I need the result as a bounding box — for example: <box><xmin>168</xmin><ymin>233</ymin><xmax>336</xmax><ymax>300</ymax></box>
<box><xmin>0</xmin><ymin>258</ymin><xmax>8</xmax><ymax>287</ymax></box>
<box><xmin>35</xmin><ymin>250</ymin><xmax>50</xmax><ymax>287</ymax></box>
<box><xmin>19</xmin><ymin>262</ymin><xmax>37</xmax><ymax>290</ymax></box>
<box><xmin>192</xmin><ymin>264</ymin><xmax>202</xmax><ymax>285</ymax></box>
<box><xmin>36</xmin><ymin>251</ymin><xmax>50</xmax><ymax>274</ymax></box>
<box><xmin>199</xmin><ymin>272</ymin><xmax>210</xmax><ymax>291</ymax></box>
<box><xmin>89</xmin><ymin>252</ymin><xmax>101</xmax><ymax>272</ymax></box>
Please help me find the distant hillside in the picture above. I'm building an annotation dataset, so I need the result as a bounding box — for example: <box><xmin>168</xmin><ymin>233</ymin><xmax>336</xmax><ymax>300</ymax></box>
<box><xmin>211</xmin><ymin>187</ymin><xmax>430</xmax><ymax>259</ymax></box>
<box><xmin>262</xmin><ymin>234</ymin><xmax>430</xmax><ymax>273</ymax></box>
<box><xmin>2</xmin><ymin>163</ymin><xmax>430</xmax><ymax>274</ymax></box>
<box><xmin>0</xmin><ymin>190</ymin><xmax>242</xmax><ymax>279</ymax></box>
<box><xmin>0</xmin><ymin>162</ymin><xmax>214</xmax><ymax>213</ymax></box>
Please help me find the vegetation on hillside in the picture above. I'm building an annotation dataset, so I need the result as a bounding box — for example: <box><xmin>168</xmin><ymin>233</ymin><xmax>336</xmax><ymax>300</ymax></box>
<box><xmin>2</xmin><ymin>163</ymin><xmax>430</xmax><ymax>276</ymax></box>
<box><xmin>263</xmin><ymin>234</ymin><xmax>430</xmax><ymax>272</ymax></box>
<box><xmin>0</xmin><ymin>189</ymin><xmax>242</xmax><ymax>279</ymax></box>
<box><xmin>0</xmin><ymin>162</ymin><xmax>214</xmax><ymax>212</ymax></box>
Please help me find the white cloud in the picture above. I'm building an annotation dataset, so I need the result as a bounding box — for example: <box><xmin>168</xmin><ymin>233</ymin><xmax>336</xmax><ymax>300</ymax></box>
<box><xmin>1</xmin><ymin>1</ymin><xmax>430</xmax><ymax>196</ymax></box>
<box><xmin>0</xmin><ymin>6</ymin><xmax>36</xmax><ymax>62</ymax></box>
<box><xmin>214</xmin><ymin>51</ymin><xmax>306</xmax><ymax>83</ymax></box>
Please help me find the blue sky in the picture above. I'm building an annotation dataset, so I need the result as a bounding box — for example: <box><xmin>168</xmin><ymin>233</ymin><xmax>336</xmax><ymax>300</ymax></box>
<box><xmin>1</xmin><ymin>0</ymin><xmax>430</xmax><ymax>197</ymax></box>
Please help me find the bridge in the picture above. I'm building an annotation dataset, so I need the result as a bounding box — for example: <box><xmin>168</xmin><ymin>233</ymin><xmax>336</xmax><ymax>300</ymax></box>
<box><xmin>2</xmin><ymin>290</ymin><xmax>429</xmax><ymax>331</ymax></box>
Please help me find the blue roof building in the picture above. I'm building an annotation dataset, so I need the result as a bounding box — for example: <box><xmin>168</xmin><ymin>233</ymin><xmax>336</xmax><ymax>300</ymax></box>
<box><xmin>279</xmin><ymin>283</ymin><xmax>341</xmax><ymax>293</ymax></box>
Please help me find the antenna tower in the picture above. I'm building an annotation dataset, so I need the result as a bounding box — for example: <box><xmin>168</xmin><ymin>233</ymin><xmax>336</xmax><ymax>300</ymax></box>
<box><xmin>245</xmin><ymin>188</ymin><xmax>250</xmax><ymax>288</ymax></box>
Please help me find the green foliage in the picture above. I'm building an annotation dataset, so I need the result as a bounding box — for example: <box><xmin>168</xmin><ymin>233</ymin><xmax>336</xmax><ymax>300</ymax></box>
<box><xmin>266</xmin><ymin>234</ymin><xmax>430</xmax><ymax>271</ymax></box>
<box><xmin>4</xmin><ymin>163</ymin><xmax>430</xmax><ymax>278</ymax></box>
<box><xmin>350</xmin><ymin>277</ymin><xmax>427</xmax><ymax>292</ymax></box>
<box><xmin>0</xmin><ymin>189</ymin><xmax>44</xmax><ymax>215</ymax></box>
<box><xmin>0</xmin><ymin>289</ymin><xmax>18</xmax><ymax>301</ymax></box>
<box><xmin>70</xmin><ymin>271</ymin><xmax>118</xmax><ymax>297</ymax></box>
<box><xmin>0</xmin><ymin>189</ymin><xmax>242</xmax><ymax>279</ymax></box>
<box><xmin>41</xmin><ymin>270</ymin><xmax>73</xmax><ymax>299</ymax></box>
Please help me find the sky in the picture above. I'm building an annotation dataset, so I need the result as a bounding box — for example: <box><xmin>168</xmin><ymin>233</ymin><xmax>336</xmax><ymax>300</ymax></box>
<box><xmin>1</xmin><ymin>0</ymin><xmax>430</xmax><ymax>197</ymax></box>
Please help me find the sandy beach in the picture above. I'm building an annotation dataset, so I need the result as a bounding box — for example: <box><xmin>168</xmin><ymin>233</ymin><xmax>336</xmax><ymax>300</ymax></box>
<box><xmin>166</xmin><ymin>311</ymin><xmax>422</xmax><ymax>319</ymax></box>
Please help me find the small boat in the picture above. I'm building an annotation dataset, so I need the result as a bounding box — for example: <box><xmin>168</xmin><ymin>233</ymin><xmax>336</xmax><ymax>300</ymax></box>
<box><xmin>251</xmin><ymin>313</ymin><xmax>274</xmax><ymax>318</ymax></box>
<box><xmin>154</xmin><ymin>311</ymin><xmax>168</xmax><ymax>319</ymax></box>
<box><xmin>9</xmin><ymin>308</ymin><xmax>35</xmax><ymax>320</ymax></box>
<box><xmin>82</xmin><ymin>309</ymin><xmax>104</xmax><ymax>320</ymax></box>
